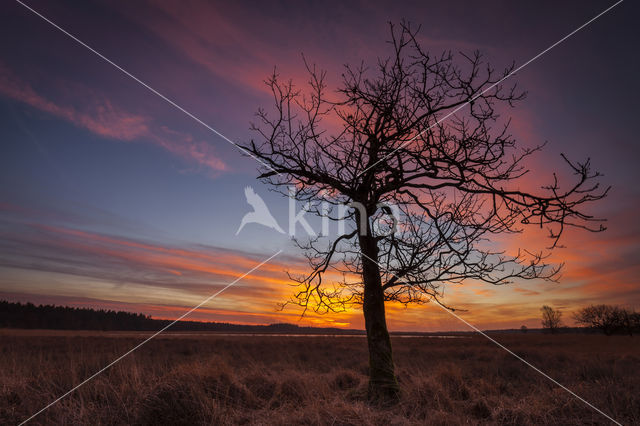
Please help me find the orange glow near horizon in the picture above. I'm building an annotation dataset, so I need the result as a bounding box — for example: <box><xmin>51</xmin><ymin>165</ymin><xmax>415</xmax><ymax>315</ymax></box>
<box><xmin>1</xmin><ymin>212</ymin><xmax>637</xmax><ymax>332</ymax></box>
<box><xmin>0</xmin><ymin>1</ymin><xmax>637</xmax><ymax>333</ymax></box>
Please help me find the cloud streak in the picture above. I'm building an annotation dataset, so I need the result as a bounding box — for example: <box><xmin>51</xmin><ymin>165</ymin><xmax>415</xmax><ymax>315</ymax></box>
<box><xmin>0</xmin><ymin>62</ymin><xmax>226</xmax><ymax>173</ymax></box>
<box><xmin>0</xmin><ymin>213</ymin><xmax>362</xmax><ymax>327</ymax></box>
<box><xmin>1</xmin><ymin>203</ymin><xmax>638</xmax><ymax>331</ymax></box>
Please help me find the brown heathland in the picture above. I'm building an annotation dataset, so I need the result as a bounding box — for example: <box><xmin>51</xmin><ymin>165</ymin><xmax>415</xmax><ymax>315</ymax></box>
<box><xmin>0</xmin><ymin>331</ymin><xmax>638</xmax><ymax>425</ymax></box>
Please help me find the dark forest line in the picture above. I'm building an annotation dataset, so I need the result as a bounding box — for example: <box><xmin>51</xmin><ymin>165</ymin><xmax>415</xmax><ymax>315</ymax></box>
<box><xmin>2</xmin><ymin>300</ymin><xmax>637</xmax><ymax>335</ymax></box>
<box><xmin>0</xmin><ymin>300</ymin><xmax>364</xmax><ymax>334</ymax></box>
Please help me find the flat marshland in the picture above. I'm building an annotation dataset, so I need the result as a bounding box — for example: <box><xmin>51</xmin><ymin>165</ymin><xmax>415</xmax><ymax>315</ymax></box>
<box><xmin>0</xmin><ymin>331</ymin><xmax>638</xmax><ymax>425</ymax></box>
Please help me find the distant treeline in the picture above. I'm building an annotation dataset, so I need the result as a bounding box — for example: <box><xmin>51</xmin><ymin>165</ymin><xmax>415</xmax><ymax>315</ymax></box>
<box><xmin>0</xmin><ymin>300</ymin><xmax>364</xmax><ymax>334</ymax></box>
<box><xmin>573</xmin><ymin>304</ymin><xmax>640</xmax><ymax>336</ymax></box>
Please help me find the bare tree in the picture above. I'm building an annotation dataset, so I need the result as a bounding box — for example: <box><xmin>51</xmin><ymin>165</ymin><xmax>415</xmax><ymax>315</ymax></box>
<box><xmin>574</xmin><ymin>304</ymin><xmax>638</xmax><ymax>336</ymax></box>
<box><xmin>242</xmin><ymin>23</ymin><xmax>607</xmax><ymax>401</ymax></box>
<box><xmin>541</xmin><ymin>305</ymin><xmax>563</xmax><ymax>333</ymax></box>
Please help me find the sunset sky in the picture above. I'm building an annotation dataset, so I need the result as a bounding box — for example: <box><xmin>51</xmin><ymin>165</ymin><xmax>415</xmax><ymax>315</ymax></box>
<box><xmin>0</xmin><ymin>0</ymin><xmax>638</xmax><ymax>331</ymax></box>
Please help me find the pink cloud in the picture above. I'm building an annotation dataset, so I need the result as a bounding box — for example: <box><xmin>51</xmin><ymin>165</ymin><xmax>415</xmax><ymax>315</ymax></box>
<box><xmin>0</xmin><ymin>63</ymin><xmax>226</xmax><ymax>173</ymax></box>
<box><xmin>0</xmin><ymin>63</ymin><xmax>149</xmax><ymax>140</ymax></box>
<box><xmin>125</xmin><ymin>1</ymin><xmax>343</xmax><ymax>96</ymax></box>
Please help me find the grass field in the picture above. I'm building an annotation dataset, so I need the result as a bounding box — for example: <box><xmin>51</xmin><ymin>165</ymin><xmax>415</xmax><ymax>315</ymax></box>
<box><xmin>0</xmin><ymin>330</ymin><xmax>638</xmax><ymax>425</ymax></box>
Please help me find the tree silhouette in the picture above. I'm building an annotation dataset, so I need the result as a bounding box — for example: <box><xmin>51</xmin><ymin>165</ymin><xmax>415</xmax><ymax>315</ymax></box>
<box><xmin>574</xmin><ymin>304</ymin><xmax>639</xmax><ymax>336</ymax></box>
<box><xmin>242</xmin><ymin>23</ymin><xmax>608</xmax><ymax>401</ymax></box>
<box><xmin>541</xmin><ymin>305</ymin><xmax>563</xmax><ymax>333</ymax></box>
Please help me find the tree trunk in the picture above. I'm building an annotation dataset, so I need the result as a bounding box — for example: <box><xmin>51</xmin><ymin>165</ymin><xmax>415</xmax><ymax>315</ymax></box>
<box><xmin>359</xmin><ymin>232</ymin><xmax>400</xmax><ymax>403</ymax></box>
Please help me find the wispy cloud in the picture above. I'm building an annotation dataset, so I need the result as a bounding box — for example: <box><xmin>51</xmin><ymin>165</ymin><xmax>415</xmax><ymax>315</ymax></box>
<box><xmin>0</xmin><ymin>63</ymin><xmax>226</xmax><ymax>174</ymax></box>
<box><xmin>0</xmin><ymin>214</ymin><xmax>359</xmax><ymax>325</ymax></box>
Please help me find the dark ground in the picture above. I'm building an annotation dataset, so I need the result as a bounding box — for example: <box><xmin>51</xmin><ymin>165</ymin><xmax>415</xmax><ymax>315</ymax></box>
<box><xmin>1</xmin><ymin>330</ymin><xmax>638</xmax><ymax>425</ymax></box>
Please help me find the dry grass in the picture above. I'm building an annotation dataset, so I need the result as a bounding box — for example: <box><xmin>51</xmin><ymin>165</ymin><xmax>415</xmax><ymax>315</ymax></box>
<box><xmin>0</xmin><ymin>331</ymin><xmax>638</xmax><ymax>425</ymax></box>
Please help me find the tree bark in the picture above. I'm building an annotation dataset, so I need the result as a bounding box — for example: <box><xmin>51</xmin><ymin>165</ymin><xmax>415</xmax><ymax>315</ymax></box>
<box><xmin>359</xmin><ymin>231</ymin><xmax>400</xmax><ymax>403</ymax></box>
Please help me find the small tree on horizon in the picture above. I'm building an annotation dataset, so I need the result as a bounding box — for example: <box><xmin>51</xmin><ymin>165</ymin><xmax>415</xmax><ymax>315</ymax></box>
<box><xmin>541</xmin><ymin>305</ymin><xmax>563</xmax><ymax>333</ymax></box>
<box><xmin>242</xmin><ymin>22</ymin><xmax>608</xmax><ymax>402</ymax></box>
